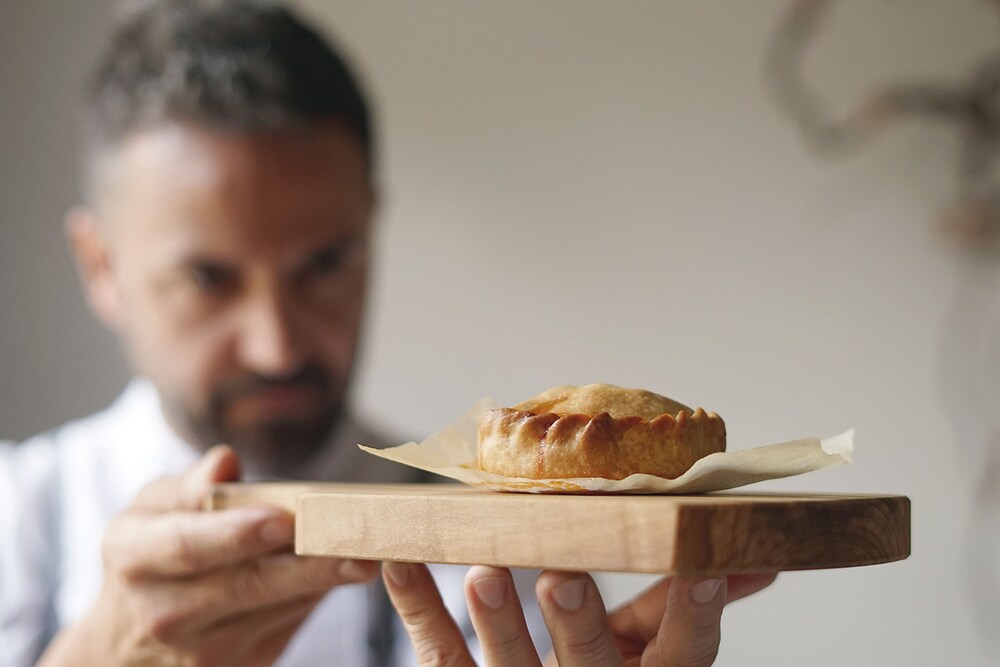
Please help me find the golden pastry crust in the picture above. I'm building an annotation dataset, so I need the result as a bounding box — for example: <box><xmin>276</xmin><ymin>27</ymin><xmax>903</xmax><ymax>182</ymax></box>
<box><xmin>478</xmin><ymin>383</ymin><xmax>726</xmax><ymax>480</ymax></box>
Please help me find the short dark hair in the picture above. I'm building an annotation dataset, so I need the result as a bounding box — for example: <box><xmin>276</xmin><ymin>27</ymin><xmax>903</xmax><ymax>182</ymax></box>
<box><xmin>85</xmin><ymin>0</ymin><xmax>373</xmax><ymax>182</ymax></box>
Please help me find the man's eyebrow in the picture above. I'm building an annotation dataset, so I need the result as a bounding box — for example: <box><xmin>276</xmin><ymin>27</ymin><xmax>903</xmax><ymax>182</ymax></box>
<box><xmin>306</xmin><ymin>232</ymin><xmax>365</xmax><ymax>260</ymax></box>
<box><xmin>177</xmin><ymin>254</ymin><xmax>236</xmax><ymax>268</ymax></box>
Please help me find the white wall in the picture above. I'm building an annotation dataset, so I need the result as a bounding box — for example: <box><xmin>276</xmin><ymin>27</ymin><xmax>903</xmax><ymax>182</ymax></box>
<box><xmin>3</xmin><ymin>1</ymin><xmax>999</xmax><ymax>664</ymax></box>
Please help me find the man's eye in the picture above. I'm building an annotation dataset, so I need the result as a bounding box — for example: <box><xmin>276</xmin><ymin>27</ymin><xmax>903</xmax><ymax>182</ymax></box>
<box><xmin>187</xmin><ymin>264</ymin><xmax>235</xmax><ymax>292</ymax></box>
<box><xmin>307</xmin><ymin>246</ymin><xmax>348</xmax><ymax>277</ymax></box>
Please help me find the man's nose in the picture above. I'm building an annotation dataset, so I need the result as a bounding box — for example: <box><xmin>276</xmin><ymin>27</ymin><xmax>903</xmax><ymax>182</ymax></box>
<box><xmin>235</xmin><ymin>290</ymin><xmax>307</xmax><ymax>375</ymax></box>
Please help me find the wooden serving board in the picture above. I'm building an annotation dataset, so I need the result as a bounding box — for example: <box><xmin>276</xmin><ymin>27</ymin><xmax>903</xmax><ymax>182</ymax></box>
<box><xmin>209</xmin><ymin>483</ymin><xmax>910</xmax><ymax>575</ymax></box>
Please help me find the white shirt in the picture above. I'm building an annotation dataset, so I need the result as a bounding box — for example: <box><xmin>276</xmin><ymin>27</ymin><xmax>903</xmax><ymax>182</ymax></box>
<box><xmin>0</xmin><ymin>379</ymin><xmax>547</xmax><ymax>666</ymax></box>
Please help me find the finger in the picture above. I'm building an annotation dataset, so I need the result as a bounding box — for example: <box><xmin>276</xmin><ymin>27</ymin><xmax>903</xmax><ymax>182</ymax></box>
<box><xmin>249</xmin><ymin>615</ymin><xmax>315</xmax><ymax>667</ymax></box>
<box><xmin>200</xmin><ymin>593</ymin><xmax>324</xmax><ymax>658</ymax></box>
<box><xmin>106</xmin><ymin>506</ymin><xmax>295</xmax><ymax>577</ymax></box>
<box><xmin>176</xmin><ymin>592</ymin><xmax>322</xmax><ymax>654</ymax></box>
<box><xmin>726</xmin><ymin>572</ymin><xmax>777</xmax><ymax>603</ymax></box>
<box><xmin>644</xmin><ymin>576</ymin><xmax>726</xmax><ymax>667</ymax></box>
<box><xmin>133</xmin><ymin>445</ymin><xmax>241</xmax><ymax>512</ymax></box>
<box><xmin>383</xmin><ymin>561</ymin><xmax>475</xmax><ymax>667</ymax></box>
<box><xmin>464</xmin><ymin>566</ymin><xmax>542</xmax><ymax>667</ymax></box>
<box><xmin>536</xmin><ymin>571</ymin><xmax>623</xmax><ymax>667</ymax></box>
<box><xmin>138</xmin><ymin>553</ymin><xmax>377</xmax><ymax>644</ymax></box>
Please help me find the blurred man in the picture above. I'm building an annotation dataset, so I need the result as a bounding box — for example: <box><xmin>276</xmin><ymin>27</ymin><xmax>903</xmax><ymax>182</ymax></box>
<box><xmin>0</xmin><ymin>2</ymin><xmax>773</xmax><ymax>666</ymax></box>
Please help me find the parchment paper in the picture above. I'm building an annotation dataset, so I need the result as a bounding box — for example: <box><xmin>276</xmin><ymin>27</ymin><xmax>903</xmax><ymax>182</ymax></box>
<box><xmin>359</xmin><ymin>398</ymin><xmax>854</xmax><ymax>494</ymax></box>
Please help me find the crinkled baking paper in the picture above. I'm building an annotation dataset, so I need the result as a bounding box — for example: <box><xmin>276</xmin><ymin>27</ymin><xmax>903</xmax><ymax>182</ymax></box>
<box><xmin>359</xmin><ymin>398</ymin><xmax>853</xmax><ymax>494</ymax></box>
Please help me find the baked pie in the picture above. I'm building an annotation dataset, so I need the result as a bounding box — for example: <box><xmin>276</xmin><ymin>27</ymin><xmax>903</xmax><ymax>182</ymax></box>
<box><xmin>478</xmin><ymin>383</ymin><xmax>726</xmax><ymax>480</ymax></box>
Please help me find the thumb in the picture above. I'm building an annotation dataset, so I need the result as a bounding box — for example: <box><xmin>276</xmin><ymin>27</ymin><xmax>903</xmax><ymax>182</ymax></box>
<box><xmin>199</xmin><ymin>444</ymin><xmax>242</xmax><ymax>484</ymax></box>
<box><xmin>132</xmin><ymin>445</ymin><xmax>242</xmax><ymax>512</ymax></box>
<box><xmin>182</xmin><ymin>444</ymin><xmax>242</xmax><ymax>508</ymax></box>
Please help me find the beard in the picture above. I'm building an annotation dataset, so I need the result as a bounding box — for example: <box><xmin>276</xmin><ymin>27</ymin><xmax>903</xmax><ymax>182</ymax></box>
<box><xmin>164</xmin><ymin>364</ymin><xmax>347</xmax><ymax>479</ymax></box>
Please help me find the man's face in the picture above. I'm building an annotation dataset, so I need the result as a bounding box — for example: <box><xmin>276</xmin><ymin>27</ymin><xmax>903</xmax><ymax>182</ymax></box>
<box><xmin>76</xmin><ymin>121</ymin><xmax>373</xmax><ymax>476</ymax></box>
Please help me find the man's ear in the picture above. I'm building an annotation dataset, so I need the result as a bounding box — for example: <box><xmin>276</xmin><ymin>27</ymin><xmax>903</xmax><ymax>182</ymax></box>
<box><xmin>65</xmin><ymin>207</ymin><xmax>125</xmax><ymax>331</ymax></box>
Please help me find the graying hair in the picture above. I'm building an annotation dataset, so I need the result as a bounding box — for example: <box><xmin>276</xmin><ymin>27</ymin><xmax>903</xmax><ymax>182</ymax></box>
<box><xmin>83</xmin><ymin>0</ymin><xmax>374</xmax><ymax>199</ymax></box>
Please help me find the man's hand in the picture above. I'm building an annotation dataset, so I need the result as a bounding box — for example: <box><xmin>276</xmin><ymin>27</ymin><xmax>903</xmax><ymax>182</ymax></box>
<box><xmin>39</xmin><ymin>446</ymin><xmax>377</xmax><ymax>667</ymax></box>
<box><xmin>383</xmin><ymin>561</ymin><xmax>776</xmax><ymax>667</ymax></box>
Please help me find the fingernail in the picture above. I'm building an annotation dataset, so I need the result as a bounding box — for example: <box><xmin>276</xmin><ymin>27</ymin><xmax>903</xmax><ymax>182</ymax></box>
<box><xmin>551</xmin><ymin>578</ymin><xmax>586</xmax><ymax>611</ymax></box>
<box><xmin>383</xmin><ymin>561</ymin><xmax>411</xmax><ymax>587</ymax></box>
<box><xmin>690</xmin><ymin>578</ymin><xmax>724</xmax><ymax>604</ymax></box>
<box><xmin>472</xmin><ymin>576</ymin><xmax>507</xmax><ymax>610</ymax></box>
<box><xmin>339</xmin><ymin>559</ymin><xmax>373</xmax><ymax>581</ymax></box>
<box><xmin>258</xmin><ymin>518</ymin><xmax>293</xmax><ymax>545</ymax></box>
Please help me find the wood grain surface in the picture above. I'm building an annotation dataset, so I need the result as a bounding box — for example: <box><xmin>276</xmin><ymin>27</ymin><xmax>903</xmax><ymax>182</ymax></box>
<box><xmin>209</xmin><ymin>482</ymin><xmax>910</xmax><ymax>575</ymax></box>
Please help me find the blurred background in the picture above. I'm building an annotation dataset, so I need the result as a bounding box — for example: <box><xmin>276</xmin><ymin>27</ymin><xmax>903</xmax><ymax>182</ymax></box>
<box><xmin>3</xmin><ymin>0</ymin><xmax>1000</xmax><ymax>664</ymax></box>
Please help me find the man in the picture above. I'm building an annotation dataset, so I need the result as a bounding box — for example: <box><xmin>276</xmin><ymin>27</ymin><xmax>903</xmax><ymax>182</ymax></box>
<box><xmin>0</xmin><ymin>2</ymin><xmax>774</xmax><ymax>666</ymax></box>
